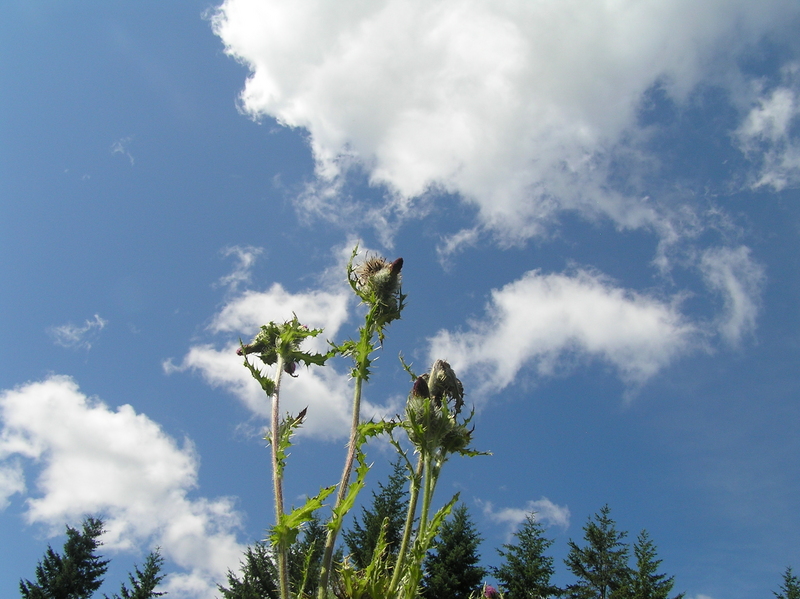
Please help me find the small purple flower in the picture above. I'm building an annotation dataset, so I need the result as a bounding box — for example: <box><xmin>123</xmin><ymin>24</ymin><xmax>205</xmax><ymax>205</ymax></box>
<box><xmin>484</xmin><ymin>585</ymin><xmax>500</xmax><ymax>599</ymax></box>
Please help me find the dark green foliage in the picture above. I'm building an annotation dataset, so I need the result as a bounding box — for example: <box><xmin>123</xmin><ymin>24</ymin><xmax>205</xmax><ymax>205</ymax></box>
<box><xmin>421</xmin><ymin>503</ymin><xmax>486</xmax><ymax>599</ymax></box>
<box><xmin>20</xmin><ymin>516</ymin><xmax>110</xmax><ymax>599</ymax></box>
<box><xmin>343</xmin><ymin>459</ymin><xmax>409</xmax><ymax>569</ymax></box>
<box><xmin>105</xmin><ymin>550</ymin><xmax>166</xmax><ymax>599</ymax></box>
<box><xmin>492</xmin><ymin>514</ymin><xmax>561</xmax><ymax>599</ymax></box>
<box><xmin>219</xmin><ymin>517</ymin><xmax>327</xmax><ymax>599</ymax></box>
<box><xmin>564</xmin><ymin>505</ymin><xmax>630</xmax><ymax>599</ymax></box>
<box><xmin>775</xmin><ymin>567</ymin><xmax>800</xmax><ymax>599</ymax></box>
<box><xmin>218</xmin><ymin>542</ymin><xmax>280</xmax><ymax>599</ymax></box>
<box><xmin>288</xmin><ymin>516</ymin><xmax>327</xmax><ymax>598</ymax></box>
<box><xmin>622</xmin><ymin>531</ymin><xmax>683</xmax><ymax>599</ymax></box>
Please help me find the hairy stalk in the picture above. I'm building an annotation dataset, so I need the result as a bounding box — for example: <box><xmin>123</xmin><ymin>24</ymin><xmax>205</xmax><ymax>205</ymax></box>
<box><xmin>388</xmin><ymin>456</ymin><xmax>423</xmax><ymax>596</ymax></box>
<box><xmin>317</xmin><ymin>323</ymin><xmax>372</xmax><ymax>598</ymax></box>
<box><xmin>239</xmin><ymin>317</ymin><xmax>329</xmax><ymax>599</ymax></box>
<box><xmin>271</xmin><ymin>354</ymin><xmax>290</xmax><ymax>599</ymax></box>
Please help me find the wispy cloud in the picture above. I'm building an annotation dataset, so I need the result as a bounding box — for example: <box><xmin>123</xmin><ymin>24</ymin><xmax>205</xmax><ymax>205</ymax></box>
<box><xmin>736</xmin><ymin>62</ymin><xmax>800</xmax><ymax>191</ymax></box>
<box><xmin>212</xmin><ymin>0</ymin><xmax>798</xmax><ymax>244</ymax></box>
<box><xmin>700</xmin><ymin>246</ymin><xmax>765</xmax><ymax>346</ymax></box>
<box><xmin>215</xmin><ymin>245</ymin><xmax>264</xmax><ymax>293</ymax></box>
<box><xmin>480</xmin><ymin>497</ymin><xmax>570</xmax><ymax>540</ymax></box>
<box><xmin>49</xmin><ymin>314</ymin><xmax>107</xmax><ymax>350</ymax></box>
<box><xmin>111</xmin><ymin>136</ymin><xmax>135</xmax><ymax>165</ymax></box>
<box><xmin>0</xmin><ymin>376</ymin><xmax>244</xmax><ymax>599</ymax></box>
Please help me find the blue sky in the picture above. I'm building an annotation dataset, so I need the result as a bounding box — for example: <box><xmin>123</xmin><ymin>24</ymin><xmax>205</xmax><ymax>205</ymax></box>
<box><xmin>2</xmin><ymin>1</ymin><xmax>800</xmax><ymax>598</ymax></box>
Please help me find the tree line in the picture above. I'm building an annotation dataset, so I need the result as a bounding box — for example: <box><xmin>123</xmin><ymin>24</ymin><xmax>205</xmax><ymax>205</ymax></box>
<box><xmin>19</xmin><ymin>466</ymin><xmax>800</xmax><ymax>598</ymax></box>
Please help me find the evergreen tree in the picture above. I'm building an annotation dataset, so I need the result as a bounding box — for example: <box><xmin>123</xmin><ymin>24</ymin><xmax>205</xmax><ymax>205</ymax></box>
<box><xmin>104</xmin><ymin>550</ymin><xmax>166</xmax><ymax>599</ymax></box>
<box><xmin>492</xmin><ymin>513</ymin><xmax>561</xmax><ymax>599</ymax></box>
<box><xmin>219</xmin><ymin>516</ymin><xmax>328</xmax><ymax>599</ymax></box>
<box><xmin>218</xmin><ymin>542</ymin><xmax>280</xmax><ymax>599</ymax></box>
<box><xmin>342</xmin><ymin>458</ymin><xmax>409</xmax><ymax>569</ymax></box>
<box><xmin>422</xmin><ymin>503</ymin><xmax>486</xmax><ymax>599</ymax></box>
<box><xmin>564</xmin><ymin>505</ymin><xmax>630</xmax><ymax>599</ymax></box>
<box><xmin>288</xmin><ymin>516</ymin><xmax>327</xmax><ymax>598</ymax></box>
<box><xmin>21</xmin><ymin>516</ymin><xmax>110</xmax><ymax>599</ymax></box>
<box><xmin>622</xmin><ymin>531</ymin><xmax>683</xmax><ymax>599</ymax></box>
<box><xmin>775</xmin><ymin>567</ymin><xmax>800</xmax><ymax>599</ymax></box>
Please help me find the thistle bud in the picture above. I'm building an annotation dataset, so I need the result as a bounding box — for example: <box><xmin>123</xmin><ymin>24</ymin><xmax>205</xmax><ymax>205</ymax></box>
<box><xmin>427</xmin><ymin>360</ymin><xmax>464</xmax><ymax>412</ymax></box>
<box><xmin>411</xmin><ymin>375</ymin><xmax>429</xmax><ymax>399</ymax></box>
<box><xmin>352</xmin><ymin>254</ymin><xmax>404</xmax><ymax>320</ymax></box>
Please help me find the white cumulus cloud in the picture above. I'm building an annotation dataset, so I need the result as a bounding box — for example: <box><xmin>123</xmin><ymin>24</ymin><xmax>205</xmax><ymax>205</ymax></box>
<box><xmin>428</xmin><ymin>269</ymin><xmax>696</xmax><ymax>395</ymax></box>
<box><xmin>211</xmin><ymin>0</ymin><xmax>799</xmax><ymax>243</ymax></box>
<box><xmin>0</xmin><ymin>376</ymin><xmax>245</xmax><ymax>599</ymax></box>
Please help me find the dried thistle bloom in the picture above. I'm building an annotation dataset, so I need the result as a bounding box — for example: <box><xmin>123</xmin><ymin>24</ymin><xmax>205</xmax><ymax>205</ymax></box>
<box><xmin>427</xmin><ymin>360</ymin><xmax>464</xmax><ymax>413</ymax></box>
<box><xmin>354</xmin><ymin>256</ymin><xmax>403</xmax><ymax>294</ymax></box>
<box><xmin>351</xmin><ymin>255</ymin><xmax>404</xmax><ymax>326</ymax></box>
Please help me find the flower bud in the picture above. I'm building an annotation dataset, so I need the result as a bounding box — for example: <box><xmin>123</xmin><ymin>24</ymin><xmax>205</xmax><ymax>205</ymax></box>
<box><xmin>353</xmin><ymin>255</ymin><xmax>404</xmax><ymax>320</ymax></box>
<box><xmin>411</xmin><ymin>375</ymin><xmax>429</xmax><ymax>399</ymax></box>
<box><xmin>427</xmin><ymin>360</ymin><xmax>464</xmax><ymax>412</ymax></box>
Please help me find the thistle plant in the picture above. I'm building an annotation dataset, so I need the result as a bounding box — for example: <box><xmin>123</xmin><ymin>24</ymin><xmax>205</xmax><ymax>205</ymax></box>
<box><xmin>316</xmin><ymin>249</ymin><xmax>405</xmax><ymax>598</ymax></box>
<box><xmin>238</xmin><ymin>249</ymin><xmax>486</xmax><ymax>599</ymax></box>
<box><xmin>386</xmin><ymin>359</ymin><xmax>485</xmax><ymax>599</ymax></box>
<box><xmin>239</xmin><ymin>316</ymin><xmax>331</xmax><ymax>599</ymax></box>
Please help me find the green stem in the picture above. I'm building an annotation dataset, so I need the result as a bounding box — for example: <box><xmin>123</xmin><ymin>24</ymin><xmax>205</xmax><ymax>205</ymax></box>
<box><xmin>271</xmin><ymin>355</ymin><xmax>290</xmax><ymax>599</ymax></box>
<box><xmin>317</xmin><ymin>322</ymin><xmax>373</xmax><ymax>598</ymax></box>
<box><xmin>418</xmin><ymin>454</ymin><xmax>435</xmax><ymax>547</ymax></box>
<box><xmin>388</xmin><ymin>455</ymin><xmax>424</xmax><ymax>596</ymax></box>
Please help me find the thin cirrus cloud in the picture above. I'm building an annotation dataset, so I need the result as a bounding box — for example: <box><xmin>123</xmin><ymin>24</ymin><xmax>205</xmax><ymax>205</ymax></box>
<box><xmin>0</xmin><ymin>376</ymin><xmax>244</xmax><ymax>599</ymax></box>
<box><xmin>49</xmin><ymin>314</ymin><xmax>108</xmax><ymax>350</ymax></box>
<box><xmin>736</xmin><ymin>62</ymin><xmax>800</xmax><ymax>191</ymax></box>
<box><xmin>215</xmin><ymin>245</ymin><xmax>265</xmax><ymax>293</ymax></box>
<box><xmin>699</xmin><ymin>246</ymin><xmax>766</xmax><ymax>346</ymax></box>
<box><xmin>210</xmin><ymin>0</ymin><xmax>799</xmax><ymax>245</ymax></box>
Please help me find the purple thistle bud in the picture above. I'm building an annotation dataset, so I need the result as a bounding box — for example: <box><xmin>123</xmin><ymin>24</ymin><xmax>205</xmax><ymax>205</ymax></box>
<box><xmin>412</xmin><ymin>376</ymin><xmax>429</xmax><ymax>398</ymax></box>
<box><xmin>390</xmin><ymin>257</ymin><xmax>404</xmax><ymax>274</ymax></box>
<box><xmin>283</xmin><ymin>361</ymin><xmax>297</xmax><ymax>377</ymax></box>
<box><xmin>485</xmin><ymin>585</ymin><xmax>499</xmax><ymax>599</ymax></box>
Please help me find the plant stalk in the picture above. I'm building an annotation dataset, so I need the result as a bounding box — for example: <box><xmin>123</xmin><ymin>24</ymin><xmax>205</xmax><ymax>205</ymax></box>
<box><xmin>388</xmin><ymin>455</ymin><xmax>424</xmax><ymax>596</ymax></box>
<box><xmin>317</xmin><ymin>323</ymin><xmax>372</xmax><ymax>598</ymax></box>
<box><xmin>271</xmin><ymin>354</ymin><xmax>290</xmax><ymax>599</ymax></box>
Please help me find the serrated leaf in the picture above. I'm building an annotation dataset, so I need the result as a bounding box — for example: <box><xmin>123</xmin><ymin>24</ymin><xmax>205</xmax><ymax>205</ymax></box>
<box><xmin>269</xmin><ymin>485</ymin><xmax>335</xmax><ymax>549</ymax></box>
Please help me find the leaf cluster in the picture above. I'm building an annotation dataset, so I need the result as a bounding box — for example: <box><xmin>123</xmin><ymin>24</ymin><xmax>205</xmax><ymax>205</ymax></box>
<box><xmin>240</xmin><ymin>316</ymin><xmax>332</xmax><ymax>395</ymax></box>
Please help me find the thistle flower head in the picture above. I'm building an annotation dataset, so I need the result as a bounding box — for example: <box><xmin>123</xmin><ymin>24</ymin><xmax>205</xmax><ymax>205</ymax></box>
<box><xmin>484</xmin><ymin>584</ymin><xmax>500</xmax><ymax>599</ymax></box>
<box><xmin>427</xmin><ymin>359</ymin><xmax>464</xmax><ymax>413</ymax></box>
<box><xmin>349</xmin><ymin>252</ymin><xmax>405</xmax><ymax>327</ymax></box>
<box><xmin>404</xmin><ymin>360</ymin><xmax>476</xmax><ymax>457</ymax></box>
